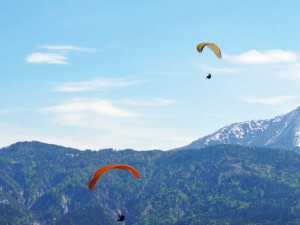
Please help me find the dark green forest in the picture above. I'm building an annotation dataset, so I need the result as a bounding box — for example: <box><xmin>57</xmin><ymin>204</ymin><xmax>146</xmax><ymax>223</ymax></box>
<box><xmin>0</xmin><ymin>141</ymin><xmax>300</xmax><ymax>224</ymax></box>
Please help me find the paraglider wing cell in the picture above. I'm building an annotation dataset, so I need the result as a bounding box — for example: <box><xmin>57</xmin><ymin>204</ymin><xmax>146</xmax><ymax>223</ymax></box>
<box><xmin>88</xmin><ymin>164</ymin><xmax>140</xmax><ymax>190</ymax></box>
<box><xmin>196</xmin><ymin>42</ymin><xmax>221</xmax><ymax>58</ymax></box>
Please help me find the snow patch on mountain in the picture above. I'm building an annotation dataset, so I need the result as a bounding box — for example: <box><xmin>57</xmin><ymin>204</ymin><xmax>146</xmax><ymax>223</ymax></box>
<box><xmin>294</xmin><ymin>121</ymin><xmax>300</xmax><ymax>147</ymax></box>
<box><xmin>180</xmin><ymin>106</ymin><xmax>300</xmax><ymax>150</ymax></box>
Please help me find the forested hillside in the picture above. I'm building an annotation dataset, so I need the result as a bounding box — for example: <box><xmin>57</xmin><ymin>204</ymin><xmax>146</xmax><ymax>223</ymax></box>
<box><xmin>0</xmin><ymin>141</ymin><xmax>300</xmax><ymax>224</ymax></box>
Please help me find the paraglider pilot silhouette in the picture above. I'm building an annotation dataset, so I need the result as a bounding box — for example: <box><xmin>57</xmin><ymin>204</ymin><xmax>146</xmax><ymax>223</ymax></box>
<box><xmin>117</xmin><ymin>213</ymin><xmax>125</xmax><ymax>221</ymax></box>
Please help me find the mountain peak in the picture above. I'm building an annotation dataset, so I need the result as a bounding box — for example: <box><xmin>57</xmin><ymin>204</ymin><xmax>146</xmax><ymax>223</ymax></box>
<box><xmin>180</xmin><ymin>106</ymin><xmax>300</xmax><ymax>150</ymax></box>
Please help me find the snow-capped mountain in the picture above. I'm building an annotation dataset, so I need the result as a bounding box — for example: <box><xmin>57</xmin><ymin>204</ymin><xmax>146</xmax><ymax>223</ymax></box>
<box><xmin>180</xmin><ymin>106</ymin><xmax>300</xmax><ymax>150</ymax></box>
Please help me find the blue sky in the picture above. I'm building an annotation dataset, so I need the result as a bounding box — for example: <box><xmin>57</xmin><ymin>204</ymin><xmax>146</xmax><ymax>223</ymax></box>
<box><xmin>1</xmin><ymin>1</ymin><xmax>300</xmax><ymax>150</ymax></box>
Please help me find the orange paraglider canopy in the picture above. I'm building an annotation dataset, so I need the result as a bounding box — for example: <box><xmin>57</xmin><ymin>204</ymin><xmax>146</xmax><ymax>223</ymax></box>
<box><xmin>88</xmin><ymin>164</ymin><xmax>140</xmax><ymax>190</ymax></box>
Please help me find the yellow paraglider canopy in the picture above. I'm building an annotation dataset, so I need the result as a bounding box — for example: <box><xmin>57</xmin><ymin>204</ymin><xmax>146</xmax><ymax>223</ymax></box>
<box><xmin>196</xmin><ymin>42</ymin><xmax>221</xmax><ymax>58</ymax></box>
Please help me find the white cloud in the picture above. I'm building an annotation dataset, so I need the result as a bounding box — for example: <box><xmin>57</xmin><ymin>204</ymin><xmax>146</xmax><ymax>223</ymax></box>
<box><xmin>40</xmin><ymin>98</ymin><xmax>138</xmax><ymax>117</ymax></box>
<box><xmin>39</xmin><ymin>44</ymin><xmax>99</xmax><ymax>52</ymax></box>
<box><xmin>54</xmin><ymin>78</ymin><xmax>147</xmax><ymax>92</ymax></box>
<box><xmin>224</xmin><ymin>49</ymin><xmax>298</xmax><ymax>64</ymax></box>
<box><xmin>203</xmin><ymin>112</ymin><xmax>224</xmax><ymax>117</ymax></box>
<box><xmin>26</xmin><ymin>44</ymin><xmax>99</xmax><ymax>65</ymax></box>
<box><xmin>26</xmin><ymin>52</ymin><xmax>68</xmax><ymax>64</ymax></box>
<box><xmin>119</xmin><ymin>98</ymin><xmax>179</xmax><ymax>107</ymax></box>
<box><xmin>279</xmin><ymin>63</ymin><xmax>300</xmax><ymax>81</ymax></box>
<box><xmin>238</xmin><ymin>95</ymin><xmax>298</xmax><ymax>105</ymax></box>
<box><xmin>34</xmin><ymin>98</ymin><xmax>193</xmax><ymax>150</ymax></box>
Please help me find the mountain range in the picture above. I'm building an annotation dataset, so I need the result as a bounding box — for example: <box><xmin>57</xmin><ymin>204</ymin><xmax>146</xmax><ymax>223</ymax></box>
<box><xmin>1</xmin><ymin>107</ymin><xmax>300</xmax><ymax>224</ymax></box>
<box><xmin>179</xmin><ymin>106</ymin><xmax>300</xmax><ymax>151</ymax></box>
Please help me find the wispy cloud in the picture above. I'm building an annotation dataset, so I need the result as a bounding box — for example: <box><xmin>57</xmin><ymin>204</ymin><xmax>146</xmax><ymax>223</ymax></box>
<box><xmin>238</xmin><ymin>95</ymin><xmax>298</xmax><ymax>105</ymax></box>
<box><xmin>279</xmin><ymin>63</ymin><xmax>300</xmax><ymax>82</ymax></box>
<box><xmin>26</xmin><ymin>52</ymin><xmax>68</xmax><ymax>64</ymax></box>
<box><xmin>26</xmin><ymin>44</ymin><xmax>99</xmax><ymax>65</ymax></box>
<box><xmin>224</xmin><ymin>49</ymin><xmax>298</xmax><ymax>64</ymax></box>
<box><xmin>203</xmin><ymin>112</ymin><xmax>224</xmax><ymax>117</ymax></box>
<box><xmin>54</xmin><ymin>78</ymin><xmax>147</xmax><ymax>92</ymax></box>
<box><xmin>118</xmin><ymin>98</ymin><xmax>179</xmax><ymax>107</ymax></box>
<box><xmin>39</xmin><ymin>44</ymin><xmax>99</xmax><ymax>52</ymax></box>
<box><xmin>40</xmin><ymin>98</ymin><xmax>138</xmax><ymax>117</ymax></box>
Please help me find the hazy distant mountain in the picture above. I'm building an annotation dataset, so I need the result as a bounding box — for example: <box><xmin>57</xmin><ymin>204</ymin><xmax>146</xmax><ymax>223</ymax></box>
<box><xmin>180</xmin><ymin>106</ymin><xmax>300</xmax><ymax>150</ymax></box>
